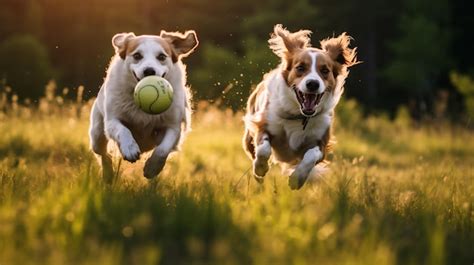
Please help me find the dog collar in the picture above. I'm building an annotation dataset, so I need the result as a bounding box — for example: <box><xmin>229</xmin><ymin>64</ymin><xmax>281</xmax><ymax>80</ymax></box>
<box><xmin>277</xmin><ymin>111</ymin><xmax>318</xmax><ymax>130</ymax></box>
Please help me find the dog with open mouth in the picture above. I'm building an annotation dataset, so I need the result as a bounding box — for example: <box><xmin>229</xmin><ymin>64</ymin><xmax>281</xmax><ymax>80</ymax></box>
<box><xmin>89</xmin><ymin>30</ymin><xmax>198</xmax><ymax>181</ymax></box>
<box><xmin>243</xmin><ymin>24</ymin><xmax>358</xmax><ymax>189</ymax></box>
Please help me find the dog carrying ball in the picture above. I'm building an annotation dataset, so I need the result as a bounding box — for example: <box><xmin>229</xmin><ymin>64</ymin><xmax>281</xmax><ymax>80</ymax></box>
<box><xmin>134</xmin><ymin>76</ymin><xmax>173</xmax><ymax>114</ymax></box>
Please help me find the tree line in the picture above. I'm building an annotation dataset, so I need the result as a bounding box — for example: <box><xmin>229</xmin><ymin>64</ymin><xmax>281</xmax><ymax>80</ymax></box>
<box><xmin>0</xmin><ymin>0</ymin><xmax>473</xmax><ymax>121</ymax></box>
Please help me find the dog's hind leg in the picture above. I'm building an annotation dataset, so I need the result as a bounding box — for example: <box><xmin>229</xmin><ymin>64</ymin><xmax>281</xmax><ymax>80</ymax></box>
<box><xmin>89</xmin><ymin>104</ymin><xmax>114</xmax><ymax>182</ymax></box>
<box><xmin>252</xmin><ymin>132</ymin><xmax>271</xmax><ymax>182</ymax></box>
<box><xmin>98</xmin><ymin>148</ymin><xmax>114</xmax><ymax>183</ymax></box>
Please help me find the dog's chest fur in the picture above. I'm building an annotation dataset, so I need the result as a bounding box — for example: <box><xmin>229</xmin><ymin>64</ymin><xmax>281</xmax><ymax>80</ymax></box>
<box><xmin>109</xmin><ymin>89</ymin><xmax>183</xmax><ymax>151</ymax></box>
<box><xmin>261</xmin><ymin>71</ymin><xmax>333</xmax><ymax>164</ymax></box>
<box><xmin>266</xmin><ymin>110</ymin><xmax>331</xmax><ymax>163</ymax></box>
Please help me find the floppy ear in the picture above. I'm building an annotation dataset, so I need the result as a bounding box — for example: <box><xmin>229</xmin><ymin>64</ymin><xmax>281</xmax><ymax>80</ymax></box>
<box><xmin>112</xmin><ymin>32</ymin><xmax>136</xmax><ymax>60</ymax></box>
<box><xmin>320</xmin><ymin>33</ymin><xmax>359</xmax><ymax>67</ymax></box>
<box><xmin>160</xmin><ymin>30</ymin><xmax>199</xmax><ymax>62</ymax></box>
<box><xmin>268</xmin><ymin>24</ymin><xmax>312</xmax><ymax>58</ymax></box>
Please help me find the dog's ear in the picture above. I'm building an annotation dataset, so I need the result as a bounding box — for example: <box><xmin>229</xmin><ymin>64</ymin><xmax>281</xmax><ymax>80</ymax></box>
<box><xmin>112</xmin><ymin>32</ymin><xmax>136</xmax><ymax>60</ymax></box>
<box><xmin>320</xmin><ymin>33</ymin><xmax>359</xmax><ymax>69</ymax></box>
<box><xmin>160</xmin><ymin>30</ymin><xmax>199</xmax><ymax>62</ymax></box>
<box><xmin>268</xmin><ymin>24</ymin><xmax>312</xmax><ymax>58</ymax></box>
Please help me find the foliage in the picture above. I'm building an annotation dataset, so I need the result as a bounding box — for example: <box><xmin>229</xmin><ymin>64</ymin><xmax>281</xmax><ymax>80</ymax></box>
<box><xmin>334</xmin><ymin>98</ymin><xmax>364</xmax><ymax>130</ymax></box>
<box><xmin>384</xmin><ymin>0</ymin><xmax>452</xmax><ymax>114</ymax></box>
<box><xmin>450</xmin><ymin>72</ymin><xmax>474</xmax><ymax>121</ymax></box>
<box><xmin>190</xmin><ymin>38</ymin><xmax>277</xmax><ymax>110</ymax></box>
<box><xmin>0</xmin><ymin>35</ymin><xmax>54</xmax><ymax>100</ymax></box>
<box><xmin>241</xmin><ymin>0</ymin><xmax>319</xmax><ymax>37</ymax></box>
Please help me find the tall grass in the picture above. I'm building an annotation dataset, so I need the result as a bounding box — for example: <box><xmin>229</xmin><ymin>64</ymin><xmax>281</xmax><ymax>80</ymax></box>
<box><xmin>0</xmin><ymin>86</ymin><xmax>472</xmax><ymax>264</ymax></box>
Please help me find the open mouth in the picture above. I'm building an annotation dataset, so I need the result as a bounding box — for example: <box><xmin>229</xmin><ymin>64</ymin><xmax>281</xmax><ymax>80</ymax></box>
<box><xmin>293</xmin><ymin>86</ymin><xmax>325</xmax><ymax>116</ymax></box>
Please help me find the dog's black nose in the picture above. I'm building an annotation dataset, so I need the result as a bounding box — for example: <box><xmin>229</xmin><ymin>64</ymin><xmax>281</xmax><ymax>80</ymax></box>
<box><xmin>306</xmin><ymin>80</ymin><xmax>320</xmax><ymax>92</ymax></box>
<box><xmin>143</xmin><ymin>68</ymin><xmax>156</xmax><ymax>77</ymax></box>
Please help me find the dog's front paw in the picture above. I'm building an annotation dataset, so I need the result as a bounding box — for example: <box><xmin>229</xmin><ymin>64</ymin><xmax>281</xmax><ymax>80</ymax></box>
<box><xmin>143</xmin><ymin>155</ymin><xmax>167</xmax><ymax>179</ymax></box>
<box><xmin>288</xmin><ymin>168</ymin><xmax>309</xmax><ymax>190</ymax></box>
<box><xmin>119</xmin><ymin>140</ymin><xmax>141</xmax><ymax>163</ymax></box>
<box><xmin>253</xmin><ymin>158</ymin><xmax>269</xmax><ymax>183</ymax></box>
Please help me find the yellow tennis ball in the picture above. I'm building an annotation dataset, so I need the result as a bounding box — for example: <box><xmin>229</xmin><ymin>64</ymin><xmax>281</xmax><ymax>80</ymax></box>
<box><xmin>134</xmin><ymin>76</ymin><xmax>173</xmax><ymax>114</ymax></box>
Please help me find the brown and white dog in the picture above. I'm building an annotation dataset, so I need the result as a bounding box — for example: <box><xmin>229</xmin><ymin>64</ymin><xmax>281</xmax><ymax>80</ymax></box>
<box><xmin>243</xmin><ymin>25</ymin><xmax>358</xmax><ymax>189</ymax></box>
<box><xmin>89</xmin><ymin>30</ymin><xmax>198</xmax><ymax>181</ymax></box>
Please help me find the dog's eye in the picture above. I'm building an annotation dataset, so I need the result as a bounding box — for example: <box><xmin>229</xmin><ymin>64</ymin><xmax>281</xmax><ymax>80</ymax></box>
<box><xmin>321</xmin><ymin>67</ymin><xmax>330</xmax><ymax>75</ymax></box>
<box><xmin>133</xmin><ymin>52</ymin><xmax>143</xmax><ymax>61</ymax></box>
<box><xmin>296</xmin><ymin>65</ymin><xmax>306</xmax><ymax>73</ymax></box>
<box><xmin>157</xmin><ymin>53</ymin><xmax>167</xmax><ymax>61</ymax></box>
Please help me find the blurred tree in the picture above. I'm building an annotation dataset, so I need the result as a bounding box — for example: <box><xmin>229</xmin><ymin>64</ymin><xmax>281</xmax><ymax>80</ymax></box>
<box><xmin>0</xmin><ymin>0</ymin><xmax>471</xmax><ymax>119</ymax></box>
<box><xmin>190</xmin><ymin>0</ymin><xmax>319</xmax><ymax>110</ymax></box>
<box><xmin>242</xmin><ymin>0</ymin><xmax>319</xmax><ymax>37</ymax></box>
<box><xmin>24</xmin><ymin>0</ymin><xmax>43</xmax><ymax>38</ymax></box>
<box><xmin>452</xmin><ymin>0</ymin><xmax>474</xmax><ymax>74</ymax></box>
<box><xmin>0</xmin><ymin>35</ymin><xmax>55</xmax><ymax>100</ymax></box>
<box><xmin>316</xmin><ymin>0</ymin><xmax>400</xmax><ymax>110</ymax></box>
<box><xmin>191</xmin><ymin>38</ymin><xmax>277</xmax><ymax>110</ymax></box>
<box><xmin>40</xmin><ymin>0</ymin><xmax>149</xmax><ymax>97</ymax></box>
<box><xmin>450</xmin><ymin>72</ymin><xmax>474</xmax><ymax>122</ymax></box>
<box><xmin>0</xmin><ymin>1</ymin><xmax>20</xmax><ymax>40</ymax></box>
<box><xmin>384</xmin><ymin>0</ymin><xmax>452</xmax><ymax>119</ymax></box>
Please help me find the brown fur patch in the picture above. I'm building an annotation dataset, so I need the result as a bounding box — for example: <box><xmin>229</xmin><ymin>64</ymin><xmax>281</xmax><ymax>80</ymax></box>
<box><xmin>121</xmin><ymin>36</ymin><xmax>176</xmax><ymax>61</ymax></box>
<box><xmin>283</xmin><ymin>50</ymin><xmax>312</xmax><ymax>87</ymax></box>
<box><xmin>320</xmin><ymin>33</ymin><xmax>359</xmax><ymax>76</ymax></box>
<box><xmin>243</xmin><ymin>130</ymin><xmax>256</xmax><ymax>159</ymax></box>
<box><xmin>269</xmin><ymin>24</ymin><xmax>312</xmax><ymax>58</ymax></box>
<box><xmin>315</xmin><ymin>53</ymin><xmax>337</xmax><ymax>91</ymax></box>
<box><xmin>114</xmin><ymin>32</ymin><xmax>198</xmax><ymax>63</ymax></box>
<box><xmin>124</xmin><ymin>37</ymin><xmax>140</xmax><ymax>56</ymax></box>
<box><xmin>155</xmin><ymin>38</ymin><xmax>174</xmax><ymax>58</ymax></box>
<box><xmin>112</xmin><ymin>32</ymin><xmax>135</xmax><ymax>59</ymax></box>
<box><xmin>243</xmin><ymin>82</ymin><xmax>270</xmax><ymax>158</ymax></box>
<box><xmin>160</xmin><ymin>30</ymin><xmax>199</xmax><ymax>62</ymax></box>
<box><xmin>317</xmin><ymin>125</ymin><xmax>332</xmax><ymax>163</ymax></box>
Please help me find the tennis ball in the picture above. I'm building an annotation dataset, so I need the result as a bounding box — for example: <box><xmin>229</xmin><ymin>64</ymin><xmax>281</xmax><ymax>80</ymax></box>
<box><xmin>134</xmin><ymin>76</ymin><xmax>173</xmax><ymax>114</ymax></box>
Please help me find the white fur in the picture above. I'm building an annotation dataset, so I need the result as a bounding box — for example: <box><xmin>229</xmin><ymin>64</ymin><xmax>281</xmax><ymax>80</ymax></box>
<box><xmin>264</xmin><ymin>55</ymin><xmax>342</xmax><ymax>152</ymax></box>
<box><xmin>298</xmin><ymin>52</ymin><xmax>326</xmax><ymax>94</ymax></box>
<box><xmin>129</xmin><ymin>38</ymin><xmax>170</xmax><ymax>80</ymax></box>
<box><xmin>264</xmin><ymin>64</ymin><xmax>336</xmax><ymax>156</ymax></box>
<box><xmin>289</xmin><ymin>146</ymin><xmax>322</xmax><ymax>189</ymax></box>
<box><xmin>89</xmin><ymin>35</ymin><xmax>193</xmax><ymax>179</ymax></box>
<box><xmin>253</xmin><ymin>135</ymin><xmax>271</xmax><ymax>177</ymax></box>
<box><xmin>244</xmin><ymin>51</ymin><xmax>346</xmax><ymax>189</ymax></box>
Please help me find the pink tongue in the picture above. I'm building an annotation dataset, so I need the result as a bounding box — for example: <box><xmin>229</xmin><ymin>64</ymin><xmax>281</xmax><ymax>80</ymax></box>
<box><xmin>303</xmin><ymin>93</ymin><xmax>317</xmax><ymax>111</ymax></box>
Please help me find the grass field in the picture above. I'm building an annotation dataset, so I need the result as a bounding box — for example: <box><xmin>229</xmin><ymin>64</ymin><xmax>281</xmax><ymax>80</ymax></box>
<box><xmin>0</xmin><ymin>98</ymin><xmax>473</xmax><ymax>265</ymax></box>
